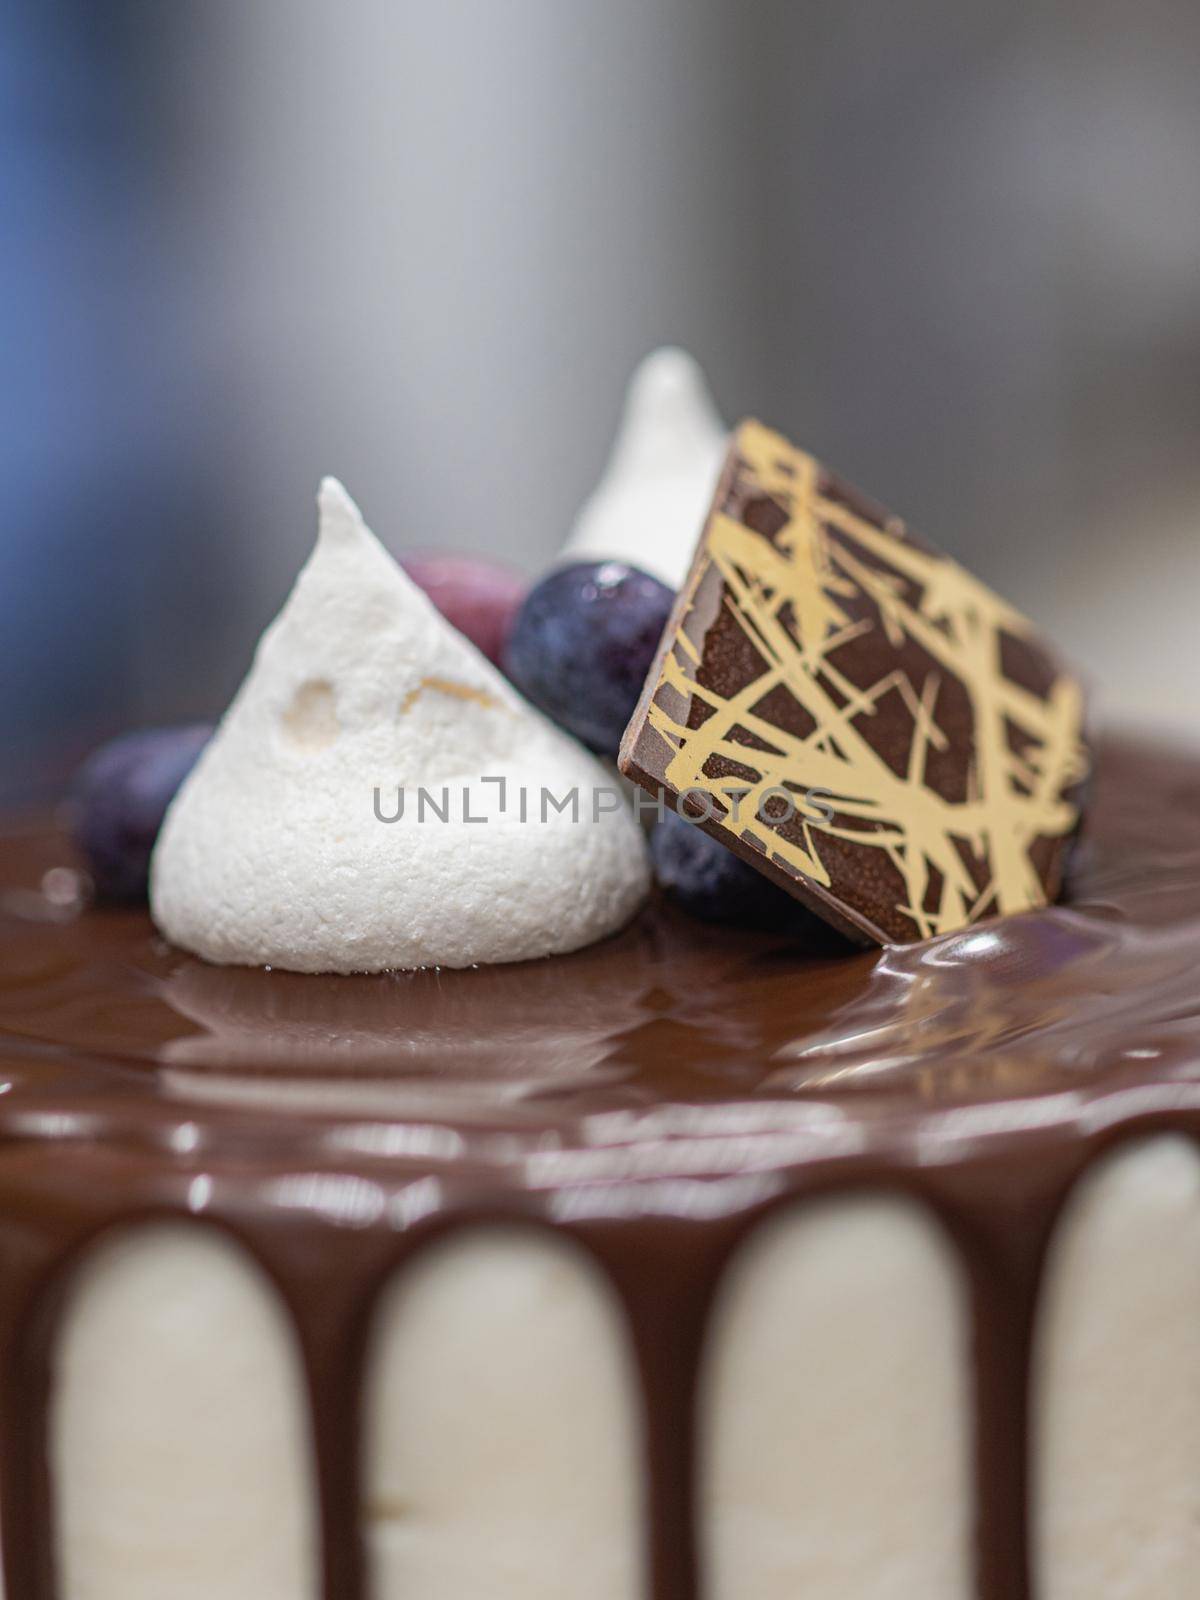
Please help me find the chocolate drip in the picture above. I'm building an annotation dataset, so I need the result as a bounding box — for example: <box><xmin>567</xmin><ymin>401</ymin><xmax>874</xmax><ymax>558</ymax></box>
<box><xmin>280</xmin><ymin>1239</ymin><xmax>373</xmax><ymax>1600</ymax></box>
<box><xmin>1</xmin><ymin>734</ymin><xmax>1200</xmax><ymax>1596</ymax></box>
<box><xmin>596</xmin><ymin>1219</ymin><xmax>725</xmax><ymax>1600</ymax></box>
<box><xmin>0</xmin><ymin>1249</ymin><xmax>55</xmax><ymax>1599</ymax></box>
<box><xmin>947</xmin><ymin>1165</ymin><xmax>1062</xmax><ymax>1600</ymax></box>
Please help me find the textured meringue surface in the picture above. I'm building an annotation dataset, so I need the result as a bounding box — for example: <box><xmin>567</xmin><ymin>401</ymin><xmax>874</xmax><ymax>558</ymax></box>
<box><xmin>561</xmin><ymin>347</ymin><xmax>727</xmax><ymax>589</ymax></box>
<box><xmin>151</xmin><ymin>479</ymin><xmax>649</xmax><ymax>972</ymax></box>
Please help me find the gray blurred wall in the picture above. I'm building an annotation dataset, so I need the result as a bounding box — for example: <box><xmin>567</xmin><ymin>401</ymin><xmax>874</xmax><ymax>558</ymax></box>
<box><xmin>3</xmin><ymin>0</ymin><xmax>1199</xmax><ymax>803</ymax></box>
<box><xmin>185</xmin><ymin>0</ymin><xmax>1200</xmax><ymax>722</ymax></box>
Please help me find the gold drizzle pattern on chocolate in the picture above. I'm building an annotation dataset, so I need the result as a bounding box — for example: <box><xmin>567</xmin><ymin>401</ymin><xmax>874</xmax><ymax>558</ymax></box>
<box><xmin>622</xmin><ymin>420</ymin><xmax>1089</xmax><ymax>944</ymax></box>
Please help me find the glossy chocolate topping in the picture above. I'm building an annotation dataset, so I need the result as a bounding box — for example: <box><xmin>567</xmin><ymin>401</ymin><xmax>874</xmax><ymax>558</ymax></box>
<box><xmin>1</xmin><ymin>732</ymin><xmax>1199</xmax><ymax>1598</ymax></box>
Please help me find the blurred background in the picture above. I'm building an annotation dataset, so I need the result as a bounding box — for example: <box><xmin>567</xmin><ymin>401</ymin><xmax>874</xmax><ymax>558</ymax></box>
<box><xmin>3</xmin><ymin>0</ymin><xmax>1199</xmax><ymax>807</ymax></box>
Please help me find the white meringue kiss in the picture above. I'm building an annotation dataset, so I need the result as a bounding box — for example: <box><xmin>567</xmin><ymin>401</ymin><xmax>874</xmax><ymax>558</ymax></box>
<box><xmin>151</xmin><ymin>480</ymin><xmax>649</xmax><ymax>973</ymax></box>
<box><xmin>561</xmin><ymin>346</ymin><xmax>727</xmax><ymax>590</ymax></box>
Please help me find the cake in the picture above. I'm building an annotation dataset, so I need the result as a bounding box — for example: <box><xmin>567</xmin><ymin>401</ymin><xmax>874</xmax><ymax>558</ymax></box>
<box><xmin>5</xmin><ymin>352</ymin><xmax>1192</xmax><ymax>1600</ymax></box>
<box><xmin>1</xmin><ymin>734</ymin><xmax>1199</xmax><ymax>1599</ymax></box>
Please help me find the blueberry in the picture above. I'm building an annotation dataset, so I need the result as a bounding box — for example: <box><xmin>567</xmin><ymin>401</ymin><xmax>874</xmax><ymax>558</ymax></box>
<box><xmin>504</xmin><ymin>561</ymin><xmax>674</xmax><ymax>755</ymax></box>
<box><xmin>651</xmin><ymin>809</ymin><xmax>848</xmax><ymax>946</ymax></box>
<box><xmin>70</xmin><ymin>724</ymin><xmax>212</xmax><ymax>901</ymax></box>
<box><xmin>401</xmin><ymin>552</ymin><xmax>527</xmax><ymax>669</ymax></box>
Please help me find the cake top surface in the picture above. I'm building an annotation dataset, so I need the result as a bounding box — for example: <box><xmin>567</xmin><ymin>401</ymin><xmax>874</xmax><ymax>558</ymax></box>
<box><xmin>1</xmin><ymin>734</ymin><xmax>1198</xmax><ymax>1213</ymax></box>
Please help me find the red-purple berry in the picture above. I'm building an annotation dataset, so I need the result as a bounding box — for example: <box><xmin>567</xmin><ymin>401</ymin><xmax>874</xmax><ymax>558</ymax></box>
<box><xmin>401</xmin><ymin>553</ymin><xmax>527</xmax><ymax>669</ymax></box>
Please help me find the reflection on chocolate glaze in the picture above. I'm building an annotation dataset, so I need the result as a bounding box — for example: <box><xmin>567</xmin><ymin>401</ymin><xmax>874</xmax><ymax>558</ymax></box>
<box><xmin>0</xmin><ymin>735</ymin><xmax>1199</xmax><ymax>1598</ymax></box>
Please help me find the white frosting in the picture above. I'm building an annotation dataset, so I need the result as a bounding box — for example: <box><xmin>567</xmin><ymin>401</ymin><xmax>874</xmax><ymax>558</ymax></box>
<box><xmin>561</xmin><ymin>347</ymin><xmax>728</xmax><ymax>589</ymax></box>
<box><xmin>367</xmin><ymin>1229</ymin><xmax>642</xmax><ymax>1598</ymax></box>
<box><xmin>1036</xmin><ymin>1135</ymin><xmax>1200</xmax><ymax>1596</ymax></box>
<box><xmin>52</xmin><ymin>1226</ymin><xmax>319</xmax><ymax>1600</ymax></box>
<box><xmin>151</xmin><ymin>479</ymin><xmax>649</xmax><ymax>973</ymax></box>
<box><xmin>45</xmin><ymin>1141</ymin><xmax>1200</xmax><ymax>1596</ymax></box>
<box><xmin>704</xmin><ymin>1195</ymin><xmax>972</xmax><ymax>1599</ymax></box>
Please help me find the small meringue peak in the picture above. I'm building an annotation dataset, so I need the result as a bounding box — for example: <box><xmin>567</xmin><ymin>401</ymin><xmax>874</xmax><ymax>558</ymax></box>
<box><xmin>317</xmin><ymin>475</ymin><xmax>370</xmax><ymax>547</ymax></box>
<box><xmin>608</xmin><ymin>347</ymin><xmax>726</xmax><ymax>481</ymax></box>
<box><xmin>561</xmin><ymin>346</ymin><xmax>728</xmax><ymax>589</ymax></box>
<box><xmin>151</xmin><ymin>478</ymin><xmax>649</xmax><ymax>973</ymax></box>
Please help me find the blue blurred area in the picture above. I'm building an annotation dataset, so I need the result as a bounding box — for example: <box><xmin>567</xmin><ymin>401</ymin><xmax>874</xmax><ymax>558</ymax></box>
<box><xmin>0</xmin><ymin>3</ymin><xmax>217</xmax><ymax>806</ymax></box>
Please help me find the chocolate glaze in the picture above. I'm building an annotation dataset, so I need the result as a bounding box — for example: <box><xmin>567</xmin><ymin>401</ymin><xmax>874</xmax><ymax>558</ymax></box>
<box><xmin>1</xmin><ymin>732</ymin><xmax>1200</xmax><ymax>1597</ymax></box>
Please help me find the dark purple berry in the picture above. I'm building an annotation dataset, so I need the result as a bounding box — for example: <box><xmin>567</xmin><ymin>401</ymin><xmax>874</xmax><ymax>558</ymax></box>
<box><xmin>70</xmin><ymin>724</ymin><xmax>212</xmax><ymax>901</ymax></box>
<box><xmin>651</xmin><ymin>809</ymin><xmax>849</xmax><ymax>947</ymax></box>
<box><xmin>503</xmin><ymin>561</ymin><xmax>673</xmax><ymax>756</ymax></box>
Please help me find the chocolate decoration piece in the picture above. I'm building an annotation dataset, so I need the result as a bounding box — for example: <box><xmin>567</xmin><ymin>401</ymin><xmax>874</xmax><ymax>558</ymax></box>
<box><xmin>620</xmin><ymin>420</ymin><xmax>1089</xmax><ymax>944</ymax></box>
<box><xmin>1</xmin><ymin>733</ymin><xmax>1196</xmax><ymax>1599</ymax></box>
